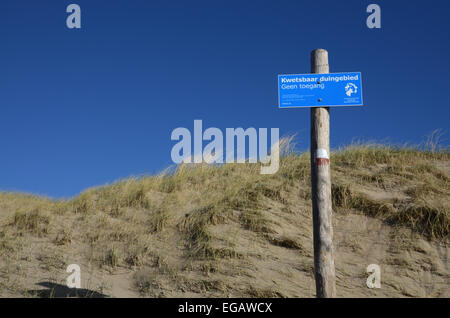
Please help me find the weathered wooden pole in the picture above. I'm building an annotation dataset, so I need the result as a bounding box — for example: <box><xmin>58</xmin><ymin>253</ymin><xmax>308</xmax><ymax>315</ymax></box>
<box><xmin>310</xmin><ymin>48</ymin><xmax>336</xmax><ymax>298</ymax></box>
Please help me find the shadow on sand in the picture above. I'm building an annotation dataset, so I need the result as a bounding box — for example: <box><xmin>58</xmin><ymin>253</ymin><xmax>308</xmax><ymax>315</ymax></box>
<box><xmin>26</xmin><ymin>282</ymin><xmax>107</xmax><ymax>298</ymax></box>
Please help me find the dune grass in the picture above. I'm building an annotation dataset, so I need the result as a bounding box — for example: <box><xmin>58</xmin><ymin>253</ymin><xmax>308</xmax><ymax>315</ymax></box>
<box><xmin>0</xmin><ymin>140</ymin><xmax>448</xmax><ymax>297</ymax></box>
<box><xmin>1</xmin><ymin>142</ymin><xmax>448</xmax><ymax>241</ymax></box>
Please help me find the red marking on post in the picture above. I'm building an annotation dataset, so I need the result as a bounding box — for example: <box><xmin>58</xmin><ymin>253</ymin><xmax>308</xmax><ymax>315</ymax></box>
<box><xmin>316</xmin><ymin>158</ymin><xmax>330</xmax><ymax>166</ymax></box>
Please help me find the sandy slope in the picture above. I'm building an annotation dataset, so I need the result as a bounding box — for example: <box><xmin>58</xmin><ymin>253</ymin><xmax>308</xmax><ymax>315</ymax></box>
<box><xmin>0</xmin><ymin>147</ymin><xmax>448</xmax><ymax>297</ymax></box>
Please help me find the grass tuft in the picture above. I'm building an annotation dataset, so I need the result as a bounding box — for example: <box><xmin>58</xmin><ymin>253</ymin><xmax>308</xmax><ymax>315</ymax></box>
<box><xmin>12</xmin><ymin>208</ymin><xmax>50</xmax><ymax>236</ymax></box>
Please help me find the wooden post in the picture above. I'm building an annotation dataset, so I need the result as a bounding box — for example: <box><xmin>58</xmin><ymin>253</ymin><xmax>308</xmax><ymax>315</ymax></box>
<box><xmin>310</xmin><ymin>49</ymin><xmax>336</xmax><ymax>298</ymax></box>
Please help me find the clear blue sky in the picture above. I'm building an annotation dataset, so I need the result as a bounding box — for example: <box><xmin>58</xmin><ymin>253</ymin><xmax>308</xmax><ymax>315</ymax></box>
<box><xmin>1</xmin><ymin>0</ymin><xmax>449</xmax><ymax>198</ymax></box>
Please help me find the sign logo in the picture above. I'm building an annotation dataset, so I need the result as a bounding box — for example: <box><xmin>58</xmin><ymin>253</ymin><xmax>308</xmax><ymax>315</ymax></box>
<box><xmin>345</xmin><ymin>83</ymin><xmax>358</xmax><ymax>96</ymax></box>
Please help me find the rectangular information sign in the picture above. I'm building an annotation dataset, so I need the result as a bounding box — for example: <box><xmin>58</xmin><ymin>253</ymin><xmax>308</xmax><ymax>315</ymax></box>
<box><xmin>278</xmin><ymin>72</ymin><xmax>363</xmax><ymax>108</ymax></box>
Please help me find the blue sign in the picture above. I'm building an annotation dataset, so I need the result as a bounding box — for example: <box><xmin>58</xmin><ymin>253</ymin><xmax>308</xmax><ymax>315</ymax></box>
<box><xmin>278</xmin><ymin>72</ymin><xmax>363</xmax><ymax>108</ymax></box>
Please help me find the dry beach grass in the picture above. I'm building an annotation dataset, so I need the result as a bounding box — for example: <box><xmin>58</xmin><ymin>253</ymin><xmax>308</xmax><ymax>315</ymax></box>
<box><xmin>0</xmin><ymin>142</ymin><xmax>448</xmax><ymax>297</ymax></box>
